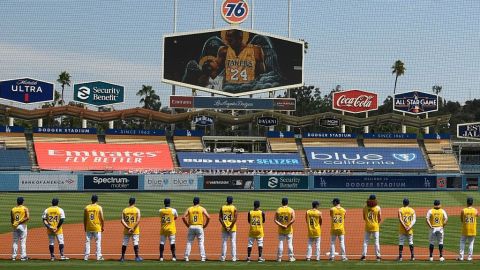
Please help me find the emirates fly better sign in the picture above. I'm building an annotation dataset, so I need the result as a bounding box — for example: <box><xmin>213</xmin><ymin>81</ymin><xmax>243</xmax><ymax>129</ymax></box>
<box><xmin>332</xmin><ymin>89</ymin><xmax>378</xmax><ymax>113</ymax></box>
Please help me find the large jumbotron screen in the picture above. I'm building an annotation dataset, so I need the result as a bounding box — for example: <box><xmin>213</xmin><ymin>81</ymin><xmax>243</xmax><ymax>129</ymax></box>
<box><xmin>163</xmin><ymin>28</ymin><xmax>304</xmax><ymax>97</ymax></box>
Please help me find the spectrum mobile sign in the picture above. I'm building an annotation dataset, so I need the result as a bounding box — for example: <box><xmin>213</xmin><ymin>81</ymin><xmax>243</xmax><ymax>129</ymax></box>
<box><xmin>0</xmin><ymin>78</ymin><xmax>54</xmax><ymax>104</ymax></box>
<box><xmin>74</xmin><ymin>81</ymin><xmax>124</xmax><ymax>106</ymax></box>
<box><xmin>34</xmin><ymin>142</ymin><xmax>173</xmax><ymax>171</ymax></box>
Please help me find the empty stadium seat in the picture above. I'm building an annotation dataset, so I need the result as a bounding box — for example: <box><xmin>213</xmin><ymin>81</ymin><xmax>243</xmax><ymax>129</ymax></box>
<box><xmin>0</xmin><ymin>132</ymin><xmax>27</xmax><ymax>149</ymax></box>
<box><xmin>0</xmin><ymin>149</ymin><xmax>31</xmax><ymax>170</ymax></box>
<box><xmin>268</xmin><ymin>138</ymin><xmax>298</xmax><ymax>152</ymax></box>
<box><xmin>174</xmin><ymin>136</ymin><xmax>204</xmax><ymax>151</ymax></box>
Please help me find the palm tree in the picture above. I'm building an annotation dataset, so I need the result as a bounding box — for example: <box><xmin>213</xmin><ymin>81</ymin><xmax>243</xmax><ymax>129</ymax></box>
<box><xmin>136</xmin><ymin>85</ymin><xmax>161</xmax><ymax>110</ymax></box>
<box><xmin>432</xmin><ymin>84</ymin><xmax>443</xmax><ymax>108</ymax></box>
<box><xmin>391</xmin><ymin>60</ymin><xmax>405</xmax><ymax>94</ymax></box>
<box><xmin>57</xmin><ymin>71</ymin><xmax>71</xmax><ymax>104</ymax></box>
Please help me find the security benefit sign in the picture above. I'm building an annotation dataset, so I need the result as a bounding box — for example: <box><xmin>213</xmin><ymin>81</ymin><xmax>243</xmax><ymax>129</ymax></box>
<box><xmin>0</xmin><ymin>78</ymin><xmax>54</xmax><ymax>104</ymax></box>
<box><xmin>457</xmin><ymin>122</ymin><xmax>480</xmax><ymax>140</ymax></box>
<box><xmin>74</xmin><ymin>81</ymin><xmax>124</xmax><ymax>106</ymax></box>
<box><xmin>304</xmin><ymin>147</ymin><xmax>427</xmax><ymax>170</ymax></box>
<box><xmin>260</xmin><ymin>175</ymin><xmax>308</xmax><ymax>190</ymax></box>
<box><xmin>34</xmin><ymin>142</ymin><xmax>174</xmax><ymax>171</ymax></box>
<box><xmin>394</xmin><ymin>91</ymin><xmax>438</xmax><ymax>114</ymax></box>
<box><xmin>204</xmin><ymin>175</ymin><xmax>254</xmax><ymax>189</ymax></box>
<box><xmin>144</xmin><ymin>174</ymin><xmax>198</xmax><ymax>190</ymax></box>
<box><xmin>163</xmin><ymin>28</ymin><xmax>304</xmax><ymax>97</ymax></box>
<box><xmin>314</xmin><ymin>175</ymin><xmax>437</xmax><ymax>190</ymax></box>
<box><xmin>177</xmin><ymin>152</ymin><xmax>304</xmax><ymax>171</ymax></box>
<box><xmin>84</xmin><ymin>175</ymin><xmax>138</xmax><ymax>190</ymax></box>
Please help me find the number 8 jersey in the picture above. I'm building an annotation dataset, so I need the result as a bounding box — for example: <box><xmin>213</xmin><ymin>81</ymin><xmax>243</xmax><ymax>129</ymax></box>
<box><xmin>84</xmin><ymin>203</ymin><xmax>103</xmax><ymax>232</ymax></box>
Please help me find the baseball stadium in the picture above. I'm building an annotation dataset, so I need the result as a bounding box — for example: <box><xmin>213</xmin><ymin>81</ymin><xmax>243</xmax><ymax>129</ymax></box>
<box><xmin>1</xmin><ymin>1</ymin><xmax>480</xmax><ymax>270</ymax></box>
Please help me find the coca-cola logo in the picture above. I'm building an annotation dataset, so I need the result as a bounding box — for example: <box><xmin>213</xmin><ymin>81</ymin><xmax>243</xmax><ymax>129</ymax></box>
<box><xmin>333</xmin><ymin>90</ymin><xmax>378</xmax><ymax>113</ymax></box>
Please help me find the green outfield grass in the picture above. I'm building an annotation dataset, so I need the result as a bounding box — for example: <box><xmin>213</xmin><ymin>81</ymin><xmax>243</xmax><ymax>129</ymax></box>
<box><xmin>0</xmin><ymin>259</ymin><xmax>478</xmax><ymax>270</ymax></box>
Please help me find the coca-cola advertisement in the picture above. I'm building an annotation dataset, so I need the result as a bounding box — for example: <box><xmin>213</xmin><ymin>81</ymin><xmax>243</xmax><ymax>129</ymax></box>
<box><xmin>332</xmin><ymin>89</ymin><xmax>378</xmax><ymax>113</ymax></box>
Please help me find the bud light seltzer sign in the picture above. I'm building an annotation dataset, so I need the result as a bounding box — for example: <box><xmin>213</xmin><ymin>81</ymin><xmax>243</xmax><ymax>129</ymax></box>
<box><xmin>394</xmin><ymin>91</ymin><xmax>438</xmax><ymax>115</ymax></box>
<box><xmin>332</xmin><ymin>89</ymin><xmax>378</xmax><ymax>113</ymax></box>
<box><xmin>0</xmin><ymin>78</ymin><xmax>54</xmax><ymax>104</ymax></box>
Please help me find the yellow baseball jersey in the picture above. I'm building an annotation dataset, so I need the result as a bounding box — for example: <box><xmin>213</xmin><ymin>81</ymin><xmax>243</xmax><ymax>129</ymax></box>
<box><xmin>187</xmin><ymin>205</ymin><xmax>205</xmax><ymax>227</ymax></box>
<box><xmin>330</xmin><ymin>206</ymin><xmax>346</xmax><ymax>235</ymax></box>
<box><xmin>427</xmin><ymin>208</ymin><xmax>447</xmax><ymax>228</ymax></box>
<box><xmin>363</xmin><ymin>205</ymin><xmax>381</xmax><ymax>232</ymax></box>
<box><xmin>248</xmin><ymin>210</ymin><xmax>264</xmax><ymax>238</ymax></box>
<box><xmin>159</xmin><ymin>207</ymin><xmax>177</xmax><ymax>236</ymax></box>
<box><xmin>84</xmin><ymin>204</ymin><xmax>103</xmax><ymax>232</ymax></box>
<box><xmin>122</xmin><ymin>206</ymin><xmax>140</xmax><ymax>235</ymax></box>
<box><xmin>221</xmin><ymin>204</ymin><xmax>237</xmax><ymax>232</ymax></box>
<box><xmin>276</xmin><ymin>206</ymin><xmax>294</xmax><ymax>235</ymax></box>
<box><xmin>225</xmin><ymin>45</ymin><xmax>256</xmax><ymax>84</ymax></box>
<box><xmin>43</xmin><ymin>206</ymin><xmax>65</xmax><ymax>235</ymax></box>
<box><xmin>398</xmin><ymin>206</ymin><xmax>415</xmax><ymax>235</ymax></box>
<box><xmin>11</xmin><ymin>205</ymin><xmax>28</xmax><ymax>228</ymax></box>
<box><xmin>461</xmin><ymin>207</ymin><xmax>478</xmax><ymax>236</ymax></box>
<box><xmin>306</xmin><ymin>209</ymin><xmax>321</xmax><ymax>238</ymax></box>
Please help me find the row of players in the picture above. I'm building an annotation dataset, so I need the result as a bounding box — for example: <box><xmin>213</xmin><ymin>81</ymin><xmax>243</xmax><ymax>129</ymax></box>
<box><xmin>10</xmin><ymin>194</ymin><xmax>478</xmax><ymax>262</ymax></box>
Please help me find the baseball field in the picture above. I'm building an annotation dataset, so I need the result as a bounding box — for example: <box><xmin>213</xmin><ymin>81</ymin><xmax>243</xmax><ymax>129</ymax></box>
<box><xmin>0</xmin><ymin>191</ymin><xmax>479</xmax><ymax>270</ymax></box>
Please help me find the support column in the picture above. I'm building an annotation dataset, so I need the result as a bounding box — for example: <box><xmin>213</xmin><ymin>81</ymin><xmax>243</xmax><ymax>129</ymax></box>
<box><xmin>424</xmin><ymin>113</ymin><xmax>429</xmax><ymax>134</ymax></box>
<box><xmin>38</xmin><ymin>118</ymin><xmax>43</xmax><ymax>128</ymax></box>
<box><xmin>82</xmin><ymin>119</ymin><xmax>87</xmax><ymax>128</ymax></box>
<box><xmin>363</xmin><ymin>111</ymin><xmax>369</xmax><ymax>133</ymax></box>
<box><xmin>109</xmin><ymin>121</ymin><xmax>114</xmax><ymax>129</ymax></box>
<box><xmin>341</xmin><ymin>111</ymin><xmax>345</xmax><ymax>133</ymax></box>
<box><xmin>402</xmin><ymin>112</ymin><xmax>406</xmax><ymax>133</ymax></box>
<box><xmin>8</xmin><ymin>117</ymin><xmax>14</xmax><ymax>126</ymax></box>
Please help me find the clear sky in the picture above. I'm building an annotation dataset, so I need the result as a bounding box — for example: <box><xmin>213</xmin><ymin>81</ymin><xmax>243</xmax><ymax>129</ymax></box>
<box><xmin>0</xmin><ymin>0</ymin><xmax>478</xmax><ymax>109</ymax></box>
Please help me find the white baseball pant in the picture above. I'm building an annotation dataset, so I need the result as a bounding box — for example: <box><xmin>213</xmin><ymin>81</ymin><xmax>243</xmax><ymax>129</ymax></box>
<box><xmin>277</xmin><ymin>233</ymin><xmax>294</xmax><ymax>259</ymax></box>
<box><xmin>306</xmin><ymin>237</ymin><xmax>320</xmax><ymax>260</ymax></box>
<box><xmin>12</xmin><ymin>225</ymin><xmax>27</xmax><ymax>259</ymax></box>
<box><xmin>184</xmin><ymin>225</ymin><xmax>206</xmax><ymax>260</ymax></box>
<box><xmin>362</xmin><ymin>231</ymin><xmax>380</xmax><ymax>257</ymax></box>
<box><xmin>85</xmin><ymin>231</ymin><xmax>102</xmax><ymax>259</ymax></box>
<box><xmin>459</xmin><ymin>235</ymin><xmax>475</xmax><ymax>259</ymax></box>
<box><xmin>429</xmin><ymin>227</ymin><xmax>444</xmax><ymax>245</ymax></box>
<box><xmin>330</xmin><ymin>234</ymin><xmax>346</xmax><ymax>259</ymax></box>
<box><xmin>221</xmin><ymin>231</ymin><xmax>237</xmax><ymax>261</ymax></box>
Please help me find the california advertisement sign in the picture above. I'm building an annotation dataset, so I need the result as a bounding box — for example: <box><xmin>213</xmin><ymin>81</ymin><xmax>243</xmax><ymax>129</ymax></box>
<box><xmin>332</xmin><ymin>89</ymin><xmax>378</xmax><ymax>113</ymax></box>
<box><xmin>34</xmin><ymin>143</ymin><xmax>174</xmax><ymax>171</ymax></box>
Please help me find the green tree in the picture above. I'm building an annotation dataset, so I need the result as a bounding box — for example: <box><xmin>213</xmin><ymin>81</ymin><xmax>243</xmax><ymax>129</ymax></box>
<box><xmin>136</xmin><ymin>85</ymin><xmax>161</xmax><ymax>111</ymax></box>
<box><xmin>57</xmin><ymin>71</ymin><xmax>71</xmax><ymax>104</ymax></box>
<box><xmin>391</xmin><ymin>60</ymin><xmax>405</xmax><ymax>94</ymax></box>
<box><xmin>432</xmin><ymin>84</ymin><xmax>443</xmax><ymax>108</ymax></box>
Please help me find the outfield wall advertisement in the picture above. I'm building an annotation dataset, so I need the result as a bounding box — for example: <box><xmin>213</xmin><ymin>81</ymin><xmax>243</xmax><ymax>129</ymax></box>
<box><xmin>177</xmin><ymin>152</ymin><xmax>304</xmax><ymax>171</ymax></box>
<box><xmin>314</xmin><ymin>175</ymin><xmax>437</xmax><ymax>190</ymax></box>
<box><xmin>259</xmin><ymin>175</ymin><xmax>308</xmax><ymax>190</ymax></box>
<box><xmin>84</xmin><ymin>175</ymin><xmax>138</xmax><ymax>190</ymax></box>
<box><xmin>34</xmin><ymin>143</ymin><xmax>174</xmax><ymax>171</ymax></box>
<box><xmin>304</xmin><ymin>147</ymin><xmax>427</xmax><ymax>170</ymax></box>
<box><xmin>203</xmin><ymin>175</ymin><xmax>254</xmax><ymax>189</ymax></box>
<box><xmin>144</xmin><ymin>174</ymin><xmax>198</xmax><ymax>190</ymax></box>
<box><xmin>19</xmin><ymin>174</ymin><xmax>78</xmax><ymax>191</ymax></box>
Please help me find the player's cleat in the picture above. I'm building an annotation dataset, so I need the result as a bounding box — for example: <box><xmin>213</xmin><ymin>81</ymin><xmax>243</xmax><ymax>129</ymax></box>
<box><xmin>84</xmin><ymin>255</ymin><xmax>89</xmax><ymax>261</ymax></box>
<box><xmin>135</xmin><ymin>256</ymin><xmax>143</xmax><ymax>262</ymax></box>
<box><xmin>342</xmin><ymin>257</ymin><xmax>348</xmax><ymax>261</ymax></box>
<box><xmin>410</xmin><ymin>257</ymin><xmax>415</xmax><ymax>261</ymax></box>
<box><xmin>439</xmin><ymin>257</ymin><xmax>445</xmax><ymax>262</ymax></box>
<box><xmin>306</xmin><ymin>258</ymin><xmax>311</xmax><ymax>261</ymax></box>
<box><xmin>398</xmin><ymin>257</ymin><xmax>403</xmax><ymax>262</ymax></box>
<box><xmin>360</xmin><ymin>255</ymin><xmax>366</xmax><ymax>261</ymax></box>
<box><xmin>20</xmin><ymin>257</ymin><xmax>29</xmax><ymax>261</ymax></box>
<box><xmin>184</xmin><ymin>257</ymin><xmax>189</xmax><ymax>262</ymax></box>
<box><xmin>246</xmin><ymin>257</ymin><xmax>251</xmax><ymax>262</ymax></box>
<box><xmin>276</xmin><ymin>258</ymin><xmax>282</xmax><ymax>262</ymax></box>
<box><xmin>376</xmin><ymin>256</ymin><xmax>382</xmax><ymax>262</ymax></box>
<box><xmin>220</xmin><ymin>257</ymin><xmax>225</xmax><ymax>262</ymax></box>
<box><xmin>467</xmin><ymin>257</ymin><xmax>473</xmax><ymax>261</ymax></box>
<box><xmin>329</xmin><ymin>257</ymin><xmax>334</xmax><ymax>261</ymax></box>
<box><xmin>456</xmin><ymin>257</ymin><xmax>464</xmax><ymax>261</ymax></box>
<box><xmin>429</xmin><ymin>257</ymin><xmax>433</xmax><ymax>262</ymax></box>
<box><xmin>289</xmin><ymin>257</ymin><xmax>296</xmax><ymax>262</ymax></box>
<box><xmin>118</xmin><ymin>257</ymin><xmax>125</xmax><ymax>262</ymax></box>
<box><xmin>201</xmin><ymin>257</ymin><xmax>206</xmax><ymax>262</ymax></box>
<box><xmin>60</xmin><ymin>256</ymin><xmax>69</xmax><ymax>261</ymax></box>
<box><xmin>232</xmin><ymin>257</ymin><xmax>237</xmax><ymax>262</ymax></box>
<box><xmin>172</xmin><ymin>257</ymin><xmax>176</xmax><ymax>261</ymax></box>
<box><xmin>316</xmin><ymin>257</ymin><xmax>321</xmax><ymax>261</ymax></box>
<box><xmin>159</xmin><ymin>257</ymin><xmax>164</xmax><ymax>262</ymax></box>
<box><xmin>258</xmin><ymin>257</ymin><xmax>265</xmax><ymax>262</ymax></box>
<box><xmin>97</xmin><ymin>256</ymin><xmax>104</xmax><ymax>261</ymax></box>
<box><xmin>11</xmin><ymin>258</ymin><xmax>15</xmax><ymax>261</ymax></box>
<box><xmin>50</xmin><ymin>256</ymin><xmax>55</xmax><ymax>261</ymax></box>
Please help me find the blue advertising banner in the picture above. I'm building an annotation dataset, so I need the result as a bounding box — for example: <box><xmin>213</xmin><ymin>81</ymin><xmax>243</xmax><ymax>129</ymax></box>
<box><xmin>170</xmin><ymin>96</ymin><xmax>296</xmax><ymax>111</ymax></box>
<box><xmin>106</xmin><ymin>129</ymin><xmax>165</xmax><ymax>136</ymax></box>
<box><xmin>423</xmin><ymin>133</ymin><xmax>451</xmax><ymax>140</ymax></box>
<box><xmin>74</xmin><ymin>81</ymin><xmax>124</xmax><ymax>106</ymax></box>
<box><xmin>303</xmin><ymin>132</ymin><xmax>356</xmax><ymax>139</ymax></box>
<box><xmin>457</xmin><ymin>122</ymin><xmax>480</xmax><ymax>140</ymax></box>
<box><xmin>266</xmin><ymin>131</ymin><xmax>295</xmax><ymax>138</ymax></box>
<box><xmin>394</xmin><ymin>91</ymin><xmax>438</xmax><ymax>114</ymax></box>
<box><xmin>363</xmin><ymin>133</ymin><xmax>417</xmax><ymax>139</ymax></box>
<box><xmin>304</xmin><ymin>147</ymin><xmax>427</xmax><ymax>170</ymax></box>
<box><xmin>177</xmin><ymin>152</ymin><xmax>304</xmax><ymax>171</ymax></box>
<box><xmin>174</xmin><ymin>130</ymin><xmax>204</xmax><ymax>137</ymax></box>
<box><xmin>314</xmin><ymin>175</ymin><xmax>437</xmax><ymax>190</ymax></box>
<box><xmin>34</xmin><ymin>127</ymin><xmax>97</xmax><ymax>134</ymax></box>
<box><xmin>0</xmin><ymin>126</ymin><xmax>25</xmax><ymax>133</ymax></box>
<box><xmin>0</xmin><ymin>78</ymin><xmax>54</xmax><ymax>104</ymax></box>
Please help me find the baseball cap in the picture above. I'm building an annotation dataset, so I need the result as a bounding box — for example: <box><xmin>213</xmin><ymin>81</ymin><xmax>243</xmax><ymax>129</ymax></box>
<box><xmin>52</xmin><ymin>198</ymin><xmax>59</xmax><ymax>206</ymax></box>
<box><xmin>434</xmin><ymin>200</ymin><xmax>441</xmax><ymax>206</ymax></box>
<box><xmin>403</xmin><ymin>198</ymin><xmax>410</xmax><ymax>206</ymax></box>
<box><xmin>312</xmin><ymin>200</ymin><xmax>320</xmax><ymax>208</ymax></box>
<box><xmin>129</xmin><ymin>197</ymin><xmax>136</xmax><ymax>205</ymax></box>
<box><xmin>254</xmin><ymin>200</ymin><xmax>260</xmax><ymax>208</ymax></box>
<box><xmin>91</xmin><ymin>194</ymin><xmax>98</xmax><ymax>203</ymax></box>
<box><xmin>17</xmin><ymin>197</ymin><xmax>24</xmax><ymax>205</ymax></box>
<box><xmin>164</xmin><ymin>198</ymin><xmax>171</xmax><ymax>206</ymax></box>
<box><xmin>226</xmin><ymin>196</ymin><xmax>233</xmax><ymax>204</ymax></box>
<box><xmin>467</xmin><ymin>197</ymin><xmax>474</xmax><ymax>205</ymax></box>
<box><xmin>281</xmin><ymin>197</ymin><xmax>288</xmax><ymax>205</ymax></box>
<box><xmin>369</xmin><ymin>194</ymin><xmax>376</xmax><ymax>200</ymax></box>
<box><xmin>332</xmin><ymin>198</ymin><xmax>340</xmax><ymax>205</ymax></box>
<box><xmin>193</xmin><ymin>197</ymin><xmax>200</xmax><ymax>204</ymax></box>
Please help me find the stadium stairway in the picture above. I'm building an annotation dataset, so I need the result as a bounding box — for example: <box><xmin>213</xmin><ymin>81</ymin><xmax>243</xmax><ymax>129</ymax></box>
<box><xmin>166</xmin><ymin>135</ymin><xmax>179</xmax><ymax>169</ymax></box>
<box><xmin>25</xmin><ymin>134</ymin><xmax>39</xmax><ymax>171</ymax></box>
<box><xmin>418</xmin><ymin>139</ymin><xmax>434</xmax><ymax>171</ymax></box>
<box><xmin>296</xmin><ymin>137</ymin><xmax>309</xmax><ymax>169</ymax></box>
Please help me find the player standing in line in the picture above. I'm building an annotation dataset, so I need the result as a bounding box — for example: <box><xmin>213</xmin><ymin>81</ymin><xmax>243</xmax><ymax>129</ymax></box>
<box><xmin>159</xmin><ymin>198</ymin><xmax>178</xmax><ymax>261</ymax></box>
<box><xmin>274</xmin><ymin>197</ymin><xmax>296</xmax><ymax>262</ymax></box>
<box><xmin>426</xmin><ymin>200</ymin><xmax>448</xmax><ymax>262</ymax></box>
<box><xmin>457</xmin><ymin>197</ymin><xmax>478</xmax><ymax>261</ymax></box>
<box><xmin>398</xmin><ymin>198</ymin><xmax>416</xmax><ymax>261</ymax></box>
<box><xmin>247</xmin><ymin>200</ymin><xmax>265</xmax><ymax>262</ymax></box>
<box><xmin>305</xmin><ymin>201</ymin><xmax>322</xmax><ymax>261</ymax></box>
<box><xmin>361</xmin><ymin>194</ymin><xmax>382</xmax><ymax>261</ymax></box>
<box><xmin>84</xmin><ymin>195</ymin><xmax>104</xmax><ymax>261</ymax></box>
<box><xmin>329</xmin><ymin>198</ymin><xmax>347</xmax><ymax>261</ymax></box>
<box><xmin>11</xmin><ymin>197</ymin><xmax>29</xmax><ymax>261</ymax></box>
<box><xmin>119</xmin><ymin>197</ymin><xmax>142</xmax><ymax>262</ymax></box>
<box><xmin>42</xmin><ymin>198</ymin><xmax>69</xmax><ymax>261</ymax></box>
<box><xmin>219</xmin><ymin>196</ymin><xmax>238</xmax><ymax>262</ymax></box>
<box><xmin>183</xmin><ymin>197</ymin><xmax>211</xmax><ymax>262</ymax></box>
